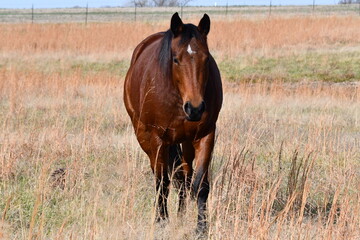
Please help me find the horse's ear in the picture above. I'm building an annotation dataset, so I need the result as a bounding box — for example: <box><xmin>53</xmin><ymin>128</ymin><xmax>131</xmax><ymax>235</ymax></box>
<box><xmin>198</xmin><ymin>13</ymin><xmax>210</xmax><ymax>37</ymax></box>
<box><xmin>170</xmin><ymin>12</ymin><xmax>183</xmax><ymax>37</ymax></box>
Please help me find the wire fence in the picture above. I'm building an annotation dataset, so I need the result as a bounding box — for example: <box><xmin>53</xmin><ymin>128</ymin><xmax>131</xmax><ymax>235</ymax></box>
<box><xmin>1</xmin><ymin>4</ymin><xmax>360</xmax><ymax>24</ymax></box>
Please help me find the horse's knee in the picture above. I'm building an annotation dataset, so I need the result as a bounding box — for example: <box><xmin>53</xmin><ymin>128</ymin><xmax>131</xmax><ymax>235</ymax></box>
<box><xmin>196</xmin><ymin>179</ymin><xmax>209</xmax><ymax>212</ymax></box>
<box><xmin>197</xmin><ymin>181</ymin><xmax>209</xmax><ymax>201</ymax></box>
<box><xmin>192</xmin><ymin>170</ymin><xmax>209</xmax><ymax>198</ymax></box>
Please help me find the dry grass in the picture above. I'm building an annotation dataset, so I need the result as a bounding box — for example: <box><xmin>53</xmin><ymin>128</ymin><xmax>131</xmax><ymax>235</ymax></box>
<box><xmin>212</xmin><ymin>16</ymin><xmax>360</xmax><ymax>58</ymax></box>
<box><xmin>1</xmin><ymin>16</ymin><xmax>360</xmax><ymax>58</ymax></box>
<box><xmin>0</xmin><ymin>15</ymin><xmax>360</xmax><ymax>239</ymax></box>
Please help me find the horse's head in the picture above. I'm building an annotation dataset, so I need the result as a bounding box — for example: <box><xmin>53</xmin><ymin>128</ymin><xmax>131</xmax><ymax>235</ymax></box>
<box><xmin>168</xmin><ymin>13</ymin><xmax>211</xmax><ymax>122</ymax></box>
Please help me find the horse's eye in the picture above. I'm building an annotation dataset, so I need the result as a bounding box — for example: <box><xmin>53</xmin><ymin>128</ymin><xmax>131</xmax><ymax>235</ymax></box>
<box><xmin>173</xmin><ymin>57</ymin><xmax>179</xmax><ymax>65</ymax></box>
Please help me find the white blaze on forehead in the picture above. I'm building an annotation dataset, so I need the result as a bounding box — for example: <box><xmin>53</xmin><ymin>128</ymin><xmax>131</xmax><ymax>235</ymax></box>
<box><xmin>187</xmin><ymin>44</ymin><xmax>196</xmax><ymax>55</ymax></box>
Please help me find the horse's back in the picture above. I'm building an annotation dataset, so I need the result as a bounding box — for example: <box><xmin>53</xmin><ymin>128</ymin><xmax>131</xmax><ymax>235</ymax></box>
<box><xmin>130</xmin><ymin>32</ymin><xmax>164</xmax><ymax>66</ymax></box>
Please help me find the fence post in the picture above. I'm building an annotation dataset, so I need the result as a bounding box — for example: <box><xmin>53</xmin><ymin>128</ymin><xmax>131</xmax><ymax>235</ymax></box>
<box><xmin>312</xmin><ymin>0</ymin><xmax>315</xmax><ymax>12</ymax></box>
<box><xmin>269</xmin><ymin>0</ymin><xmax>272</xmax><ymax>17</ymax></box>
<box><xmin>181</xmin><ymin>5</ymin><xmax>183</xmax><ymax>18</ymax></box>
<box><xmin>85</xmin><ymin>3</ymin><xmax>88</xmax><ymax>25</ymax></box>
<box><xmin>226</xmin><ymin>2</ymin><xmax>228</xmax><ymax>16</ymax></box>
<box><xmin>134</xmin><ymin>4</ymin><xmax>137</xmax><ymax>21</ymax></box>
<box><xmin>32</xmin><ymin>4</ymin><xmax>34</xmax><ymax>23</ymax></box>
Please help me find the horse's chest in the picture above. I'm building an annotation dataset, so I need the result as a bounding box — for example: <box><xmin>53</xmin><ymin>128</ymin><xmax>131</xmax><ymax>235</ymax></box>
<box><xmin>148</xmin><ymin>116</ymin><xmax>208</xmax><ymax>144</ymax></box>
<box><xmin>141</xmin><ymin>100</ymin><xmax>210</xmax><ymax>143</ymax></box>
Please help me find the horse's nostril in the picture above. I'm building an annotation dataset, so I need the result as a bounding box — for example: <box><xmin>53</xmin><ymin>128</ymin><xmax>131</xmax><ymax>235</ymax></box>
<box><xmin>183</xmin><ymin>101</ymin><xmax>205</xmax><ymax>122</ymax></box>
<box><xmin>184</xmin><ymin>101</ymin><xmax>192</xmax><ymax>115</ymax></box>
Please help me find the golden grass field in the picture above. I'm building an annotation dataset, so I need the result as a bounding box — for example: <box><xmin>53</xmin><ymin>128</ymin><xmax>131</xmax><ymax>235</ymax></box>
<box><xmin>1</xmin><ymin>11</ymin><xmax>360</xmax><ymax>239</ymax></box>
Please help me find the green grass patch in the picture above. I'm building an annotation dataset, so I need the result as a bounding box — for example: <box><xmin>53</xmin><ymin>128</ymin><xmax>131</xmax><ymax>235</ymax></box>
<box><xmin>219</xmin><ymin>51</ymin><xmax>360</xmax><ymax>83</ymax></box>
<box><xmin>0</xmin><ymin>57</ymin><xmax>129</xmax><ymax>77</ymax></box>
<box><xmin>69</xmin><ymin>60</ymin><xmax>129</xmax><ymax>76</ymax></box>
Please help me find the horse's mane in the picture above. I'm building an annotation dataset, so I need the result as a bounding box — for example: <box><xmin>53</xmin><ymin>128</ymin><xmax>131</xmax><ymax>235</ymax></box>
<box><xmin>158</xmin><ymin>30</ymin><xmax>173</xmax><ymax>77</ymax></box>
<box><xmin>158</xmin><ymin>24</ymin><xmax>205</xmax><ymax>77</ymax></box>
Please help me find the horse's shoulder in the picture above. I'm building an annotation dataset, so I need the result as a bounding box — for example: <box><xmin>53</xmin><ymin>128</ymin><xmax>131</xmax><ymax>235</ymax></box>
<box><xmin>130</xmin><ymin>32</ymin><xmax>165</xmax><ymax>66</ymax></box>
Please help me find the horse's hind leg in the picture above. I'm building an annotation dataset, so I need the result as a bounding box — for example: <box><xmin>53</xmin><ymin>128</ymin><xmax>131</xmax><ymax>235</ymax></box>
<box><xmin>155</xmin><ymin>173</ymin><xmax>170</xmax><ymax>222</ymax></box>
<box><xmin>169</xmin><ymin>142</ymin><xmax>194</xmax><ymax>215</ymax></box>
<box><xmin>168</xmin><ymin>144</ymin><xmax>186</xmax><ymax>215</ymax></box>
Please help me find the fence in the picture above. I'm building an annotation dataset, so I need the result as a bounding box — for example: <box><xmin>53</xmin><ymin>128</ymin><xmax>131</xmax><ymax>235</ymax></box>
<box><xmin>1</xmin><ymin>4</ymin><xmax>360</xmax><ymax>24</ymax></box>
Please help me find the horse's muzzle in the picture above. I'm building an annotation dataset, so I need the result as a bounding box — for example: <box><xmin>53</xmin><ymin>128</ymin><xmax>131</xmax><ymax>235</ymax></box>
<box><xmin>184</xmin><ymin>101</ymin><xmax>206</xmax><ymax>122</ymax></box>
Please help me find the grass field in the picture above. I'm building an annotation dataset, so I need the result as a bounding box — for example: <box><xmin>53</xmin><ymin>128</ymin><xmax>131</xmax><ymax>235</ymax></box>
<box><xmin>1</xmin><ymin>8</ymin><xmax>360</xmax><ymax>239</ymax></box>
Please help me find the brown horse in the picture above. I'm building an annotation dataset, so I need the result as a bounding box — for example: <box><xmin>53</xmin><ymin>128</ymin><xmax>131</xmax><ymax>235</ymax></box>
<box><xmin>124</xmin><ymin>12</ymin><xmax>222</xmax><ymax>233</ymax></box>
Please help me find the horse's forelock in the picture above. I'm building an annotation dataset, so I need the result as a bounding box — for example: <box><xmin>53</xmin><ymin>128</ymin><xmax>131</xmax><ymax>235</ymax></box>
<box><xmin>158</xmin><ymin>24</ymin><xmax>206</xmax><ymax>77</ymax></box>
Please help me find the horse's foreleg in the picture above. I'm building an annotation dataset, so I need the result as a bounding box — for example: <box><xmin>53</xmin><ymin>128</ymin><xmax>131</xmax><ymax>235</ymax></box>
<box><xmin>136</xmin><ymin>126</ymin><xmax>171</xmax><ymax>223</ymax></box>
<box><xmin>192</xmin><ymin>130</ymin><xmax>215</xmax><ymax>234</ymax></box>
<box><xmin>150</xmin><ymin>139</ymin><xmax>170</xmax><ymax>222</ymax></box>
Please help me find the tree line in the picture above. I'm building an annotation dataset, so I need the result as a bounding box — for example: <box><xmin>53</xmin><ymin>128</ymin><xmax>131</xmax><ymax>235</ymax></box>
<box><xmin>338</xmin><ymin>0</ymin><xmax>360</xmax><ymax>4</ymax></box>
<box><xmin>131</xmin><ymin>0</ymin><xmax>192</xmax><ymax>7</ymax></box>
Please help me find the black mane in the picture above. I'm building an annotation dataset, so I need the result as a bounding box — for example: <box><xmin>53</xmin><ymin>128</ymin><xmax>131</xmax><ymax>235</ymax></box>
<box><xmin>158</xmin><ymin>30</ymin><xmax>173</xmax><ymax>76</ymax></box>
<box><xmin>158</xmin><ymin>24</ymin><xmax>204</xmax><ymax>77</ymax></box>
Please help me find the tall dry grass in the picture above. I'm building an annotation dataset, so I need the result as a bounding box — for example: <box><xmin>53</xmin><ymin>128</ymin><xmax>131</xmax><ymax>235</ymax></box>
<box><xmin>0</xmin><ymin>15</ymin><xmax>360</xmax><ymax>239</ymax></box>
<box><xmin>1</xmin><ymin>16</ymin><xmax>360</xmax><ymax>58</ymax></box>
